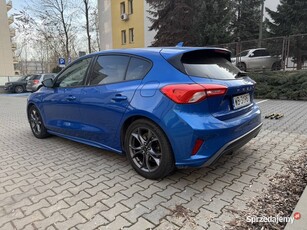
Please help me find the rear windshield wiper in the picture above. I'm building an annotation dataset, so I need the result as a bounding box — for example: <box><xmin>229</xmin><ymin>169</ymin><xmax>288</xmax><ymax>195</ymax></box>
<box><xmin>235</xmin><ymin>71</ymin><xmax>248</xmax><ymax>79</ymax></box>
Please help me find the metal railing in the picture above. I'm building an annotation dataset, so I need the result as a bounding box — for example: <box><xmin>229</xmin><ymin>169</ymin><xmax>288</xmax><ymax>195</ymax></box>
<box><xmin>215</xmin><ymin>33</ymin><xmax>307</xmax><ymax>71</ymax></box>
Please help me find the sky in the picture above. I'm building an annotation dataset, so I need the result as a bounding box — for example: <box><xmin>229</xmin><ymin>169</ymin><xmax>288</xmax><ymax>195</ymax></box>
<box><xmin>11</xmin><ymin>0</ymin><xmax>281</xmax><ymax>16</ymax></box>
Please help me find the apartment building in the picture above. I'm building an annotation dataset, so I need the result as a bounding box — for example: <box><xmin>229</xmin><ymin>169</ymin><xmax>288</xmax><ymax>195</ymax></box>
<box><xmin>98</xmin><ymin>0</ymin><xmax>156</xmax><ymax>50</ymax></box>
<box><xmin>0</xmin><ymin>0</ymin><xmax>18</xmax><ymax>76</ymax></box>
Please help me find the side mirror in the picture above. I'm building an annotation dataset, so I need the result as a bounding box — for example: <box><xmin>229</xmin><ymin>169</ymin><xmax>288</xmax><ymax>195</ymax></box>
<box><xmin>42</xmin><ymin>78</ymin><xmax>54</xmax><ymax>88</ymax></box>
<box><xmin>249</xmin><ymin>53</ymin><xmax>255</xmax><ymax>57</ymax></box>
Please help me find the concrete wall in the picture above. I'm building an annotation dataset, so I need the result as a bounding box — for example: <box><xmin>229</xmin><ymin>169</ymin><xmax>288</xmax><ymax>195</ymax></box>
<box><xmin>99</xmin><ymin>0</ymin><xmax>113</xmax><ymax>50</ymax></box>
<box><xmin>0</xmin><ymin>0</ymin><xmax>14</xmax><ymax>76</ymax></box>
<box><xmin>143</xmin><ymin>1</ymin><xmax>156</xmax><ymax>47</ymax></box>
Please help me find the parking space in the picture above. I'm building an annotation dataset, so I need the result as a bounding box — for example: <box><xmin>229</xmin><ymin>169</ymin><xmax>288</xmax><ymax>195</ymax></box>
<box><xmin>0</xmin><ymin>97</ymin><xmax>307</xmax><ymax>229</ymax></box>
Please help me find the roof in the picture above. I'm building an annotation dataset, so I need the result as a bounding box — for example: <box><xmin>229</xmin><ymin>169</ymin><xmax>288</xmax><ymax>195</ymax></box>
<box><xmin>91</xmin><ymin>46</ymin><xmax>231</xmax><ymax>60</ymax></box>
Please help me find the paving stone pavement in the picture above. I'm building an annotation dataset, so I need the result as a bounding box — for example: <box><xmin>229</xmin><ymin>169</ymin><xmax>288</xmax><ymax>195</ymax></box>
<box><xmin>0</xmin><ymin>96</ymin><xmax>307</xmax><ymax>230</ymax></box>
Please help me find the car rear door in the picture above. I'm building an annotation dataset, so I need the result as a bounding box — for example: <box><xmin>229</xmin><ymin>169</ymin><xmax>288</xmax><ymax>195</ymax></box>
<box><xmin>79</xmin><ymin>55</ymin><xmax>151</xmax><ymax>150</ymax></box>
<box><xmin>41</xmin><ymin>57</ymin><xmax>92</xmax><ymax>137</ymax></box>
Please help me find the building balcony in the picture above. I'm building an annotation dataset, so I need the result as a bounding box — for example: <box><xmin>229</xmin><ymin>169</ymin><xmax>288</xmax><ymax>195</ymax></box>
<box><xmin>7</xmin><ymin>0</ymin><xmax>12</xmax><ymax>11</ymax></box>
<box><xmin>8</xmin><ymin>15</ymin><xmax>14</xmax><ymax>24</ymax></box>
<box><xmin>9</xmin><ymin>28</ymin><xmax>15</xmax><ymax>37</ymax></box>
<box><xmin>11</xmin><ymin>42</ymin><xmax>17</xmax><ymax>50</ymax></box>
<box><xmin>13</xmin><ymin>56</ymin><xmax>19</xmax><ymax>63</ymax></box>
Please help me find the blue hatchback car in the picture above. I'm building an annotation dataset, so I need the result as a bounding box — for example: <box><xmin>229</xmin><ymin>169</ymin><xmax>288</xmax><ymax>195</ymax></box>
<box><xmin>27</xmin><ymin>47</ymin><xmax>262</xmax><ymax>179</ymax></box>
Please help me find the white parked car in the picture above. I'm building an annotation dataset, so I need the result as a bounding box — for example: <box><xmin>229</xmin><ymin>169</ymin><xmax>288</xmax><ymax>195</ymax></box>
<box><xmin>231</xmin><ymin>48</ymin><xmax>282</xmax><ymax>71</ymax></box>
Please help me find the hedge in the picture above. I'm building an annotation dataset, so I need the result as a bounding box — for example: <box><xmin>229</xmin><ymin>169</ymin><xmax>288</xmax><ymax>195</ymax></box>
<box><xmin>248</xmin><ymin>70</ymin><xmax>307</xmax><ymax>100</ymax></box>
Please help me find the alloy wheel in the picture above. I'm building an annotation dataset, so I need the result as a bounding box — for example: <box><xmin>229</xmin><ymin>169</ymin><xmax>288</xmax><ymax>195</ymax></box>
<box><xmin>128</xmin><ymin>127</ymin><xmax>162</xmax><ymax>172</ymax></box>
<box><xmin>29</xmin><ymin>108</ymin><xmax>42</xmax><ymax>136</ymax></box>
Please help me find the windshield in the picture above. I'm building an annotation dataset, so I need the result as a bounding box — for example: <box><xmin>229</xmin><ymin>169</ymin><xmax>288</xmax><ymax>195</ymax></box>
<box><xmin>237</xmin><ymin>50</ymin><xmax>249</xmax><ymax>57</ymax></box>
<box><xmin>183</xmin><ymin>57</ymin><xmax>241</xmax><ymax>80</ymax></box>
<box><xmin>16</xmin><ymin>76</ymin><xmax>25</xmax><ymax>81</ymax></box>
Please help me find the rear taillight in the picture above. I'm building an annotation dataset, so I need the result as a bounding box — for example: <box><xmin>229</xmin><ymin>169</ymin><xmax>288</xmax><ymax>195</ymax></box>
<box><xmin>33</xmin><ymin>80</ymin><xmax>39</xmax><ymax>84</ymax></box>
<box><xmin>160</xmin><ymin>84</ymin><xmax>227</xmax><ymax>104</ymax></box>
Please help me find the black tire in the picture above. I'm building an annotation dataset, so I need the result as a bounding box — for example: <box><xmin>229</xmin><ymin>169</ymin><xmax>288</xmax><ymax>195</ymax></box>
<box><xmin>272</xmin><ymin>62</ymin><xmax>281</xmax><ymax>71</ymax></box>
<box><xmin>14</xmin><ymin>85</ymin><xmax>24</xmax><ymax>93</ymax></box>
<box><xmin>237</xmin><ymin>62</ymin><xmax>247</xmax><ymax>72</ymax></box>
<box><xmin>124</xmin><ymin>119</ymin><xmax>175</xmax><ymax>179</ymax></box>
<box><xmin>28</xmin><ymin>105</ymin><xmax>50</xmax><ymax>139</ymax></box>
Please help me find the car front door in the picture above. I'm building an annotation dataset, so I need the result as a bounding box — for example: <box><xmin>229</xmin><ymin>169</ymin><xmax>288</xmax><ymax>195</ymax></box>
<box><xmin>79</xmin><ymin>55</ymin><xmax>151</xmax><ymax>150</ymax></box>
<box><xmin>248</xmin><ymin>50</ymin><xmax>270</xmax><ymax>70</ymax></box>
<box><xmin>41</xmin><ymin>57</ymin><xmax>92</xmax><ymax>137</ymax></box>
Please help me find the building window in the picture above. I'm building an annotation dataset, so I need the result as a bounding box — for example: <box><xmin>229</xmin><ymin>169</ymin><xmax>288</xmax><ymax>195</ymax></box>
<box><xmin>129</xmin><ymin>28</ymin><xmax>134</xmax><ymax>43</ymax></box>
<box><xmin>121</xmin><ymin>30</ymin><xmax>127</xmax><ymax>45</ymax></box>
<box><xmin>128</xmin><ymin>0</ymin><xmax>133</xmax><ymax>14</ymax></box>
<box><xmin>120</xmin><ymin>2</ymin><xmax>125</xmax><ymax>14</ymax></box>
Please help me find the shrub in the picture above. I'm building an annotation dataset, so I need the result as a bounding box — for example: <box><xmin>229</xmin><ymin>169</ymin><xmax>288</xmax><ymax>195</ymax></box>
<box><xmin>248</xmin><ymin>70</ymin><xmax>307</xmax><ymax>100</ymax></box>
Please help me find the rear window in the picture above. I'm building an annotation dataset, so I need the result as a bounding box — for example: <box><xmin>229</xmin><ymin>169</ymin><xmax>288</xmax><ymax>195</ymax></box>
<box><xmin>29</xmin><ymin>75</ymin><xmax>41</xmax><ymax>80</ymax></box>
<box><xmin>43</xmin><ymin>75</ymin><xmax>56</xmax><ymax>80</ymax></box>
<box><xmin>182</xmin><ymin>51</ymin><xmax>241</xmax><ymax>80</ymax></box>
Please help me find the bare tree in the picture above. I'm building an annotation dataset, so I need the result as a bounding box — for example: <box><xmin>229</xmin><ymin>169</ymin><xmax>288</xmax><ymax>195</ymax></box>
<box><xmin>82</xmin><ymin>0</ymin><xmax>91</xmax><ymax>53</ymax></box>
<box><xmin>27</xmin><ymin>0</ymin><xmax>78</xmax><ymax>59</ymax></box>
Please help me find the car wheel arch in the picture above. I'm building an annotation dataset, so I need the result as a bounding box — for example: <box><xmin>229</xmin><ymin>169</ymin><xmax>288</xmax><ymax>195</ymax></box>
<box><xmin>27</xmin><ymin>103</ymin><xmax>36</xmax><ymax>119</ymax></box>
<box><xmin>27</xmin><ymin>103</ymin><xmax>45</xmax><ymax>123</ymax></box>
<box><xmin>120</xmin><ymin>115</ymin><xmax>174</xmax><ymax>157</ymax></box>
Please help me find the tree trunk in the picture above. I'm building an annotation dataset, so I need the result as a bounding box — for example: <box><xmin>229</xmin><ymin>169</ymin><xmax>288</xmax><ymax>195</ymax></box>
<box><xmin>296</xmin><ymin>37</ymin><xmax>302</xmax><ymax>70</ymax></box>
<box><xmin>60</xmin><ymin>0</ymin><xmax>70</xmax><ymax>59</ymax></box>
<box><xmin>84</xmin><ymin>0</ymin><xmax>91</xmax><ymax>53</ymax></box>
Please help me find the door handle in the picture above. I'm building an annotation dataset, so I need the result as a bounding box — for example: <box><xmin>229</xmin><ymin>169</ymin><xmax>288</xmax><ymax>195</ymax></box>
<box><xmin>66</xmin><ymin>95</ymin><xmax>76</xmax><ymax>101</ymax></box>
<box><xmin>112</xmin><ymin>94</ymin><xmax>127</xmax><ymax>102</ymax></box>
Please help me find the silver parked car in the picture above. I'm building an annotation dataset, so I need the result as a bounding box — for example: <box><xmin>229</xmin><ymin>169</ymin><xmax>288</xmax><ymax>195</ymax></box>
<box><xmin>26</xmin><ymin>73</ymin><xmax>57</xmax><ymax>92</ymax></box>
<box><xmin>231</xmin><ymin>48</ymin><xmax>282</xmax><ymax>71</ymax></box>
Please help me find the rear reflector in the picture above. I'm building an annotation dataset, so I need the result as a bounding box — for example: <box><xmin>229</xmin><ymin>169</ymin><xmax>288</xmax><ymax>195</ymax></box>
<box><xmin>192</xmin><ymin>139</ymin><xmax>204</xmax><ymax>155</ymax></box>
<box><xmin>161</xmin><ymin>84</ymin><xmax>227</xmax><ymax>104</ymax></box>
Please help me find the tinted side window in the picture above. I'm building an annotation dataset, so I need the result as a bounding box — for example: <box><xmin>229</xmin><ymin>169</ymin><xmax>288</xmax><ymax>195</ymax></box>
<box><xmin>56</xmin><ymin>58</ymin><xmax>91</xmax><ymax>87</ymax></box>
<box><xmin>262</xmin><ymin>50</ymin><xmax>270</xmax><ymax>56</ymax></box>
<box><xmin>126</xmin><ymin>58</ymin><xmax>151</xmax><ymax>81</ymax></box>
<box><xmin>89</xmin><ymin>55</ymin><xmax>130</xmax><ymax>85</ymax></box>
<box><xmin>238</xmin><ymin>51</ymin><xmax>249</xmax><ymax>57</ymax></box>
<box><xmin>252</xmin><ymin>50</ymin><xmax>266</xmax><ymax>57</ymax></box>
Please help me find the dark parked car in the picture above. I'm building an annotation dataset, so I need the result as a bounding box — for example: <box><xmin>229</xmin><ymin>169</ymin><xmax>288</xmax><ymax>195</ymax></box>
<box><xmin>26</xmin><ymin>73</ymin><xmax>57</xmax><ymax>92</ymax></box>
<box><xmin>27</xmin><ymin>47</ymin><xmax>262</xmax><ymax>179</ymax></box>
<box><xmin>4</xmin><ymin>75</ymin><xmax>31</xmax><ymax>93</ymax></box>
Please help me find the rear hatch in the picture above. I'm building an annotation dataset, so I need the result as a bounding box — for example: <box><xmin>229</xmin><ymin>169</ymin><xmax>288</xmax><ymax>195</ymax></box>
<box><xmin>161</xmin><ymin>48</ymin><xmax>256</xmax><ymax>121</ymax></box>
<box><xmin>27</xmin><ymin>75</ymin><xmax>41</xmax><ymax>87</ymax></box>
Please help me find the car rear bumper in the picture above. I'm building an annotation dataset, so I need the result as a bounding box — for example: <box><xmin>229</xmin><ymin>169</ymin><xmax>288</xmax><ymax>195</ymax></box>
<box><xmin>166</xmin><ymin>103</ymin><xmax>262</xmax><ymax>167</ymax></box>
<box><xmin>26</xmin><ymin>85</ymin><xmax>38</xmax><ymax>92</ymax></box>
<box><xmin>175</xmin><ymin>122</ymin><xmax>262</xmax><ymax>168</ymax></box>
<box><xmin>203</xmin><ymin>122</ymin><xmax>262</xmax><ymax>166</ymax></box>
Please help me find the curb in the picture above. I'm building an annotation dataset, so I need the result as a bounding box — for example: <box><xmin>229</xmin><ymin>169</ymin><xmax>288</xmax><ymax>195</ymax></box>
<box><xmin>284</xmin><ymin>185</ymin><xmax>307</xmax><ymax>230</ymax></box>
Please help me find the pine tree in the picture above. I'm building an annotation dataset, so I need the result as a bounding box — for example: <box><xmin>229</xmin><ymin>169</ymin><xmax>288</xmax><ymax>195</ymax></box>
<box><xmin>146</xmin><ymin>0</ymin><xmax>233</xmax><ymax>46</ymax></box>
<box><xmin>266</xmin><ymin>0</ymin><xmax>307</xmax><ymax>69</ymax></box>
<box><xmin>194</xmin><ymin>0</ymin><xmax>234</xmax><ymax>46</ymax></box>
<box><xmin>266</xmin><ymin>0</ymin><xmax>307</xmax><ymax>36</ymax></box>
<box><xmin>146</xmin><ymin>0</ymin><xmax>197</xmax><ymax>46</ymax></box>
<box><xmin>230</xmin><ymin>0</ymin><xmax>262</xmax><ymax>41</ymax></box>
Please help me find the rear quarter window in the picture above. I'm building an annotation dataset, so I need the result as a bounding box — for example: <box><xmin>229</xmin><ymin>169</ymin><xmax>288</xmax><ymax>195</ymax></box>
<box><xmin>126</xmin><ymin>58</ymin><xmax>151</xmax><ymax>81</ymax></box>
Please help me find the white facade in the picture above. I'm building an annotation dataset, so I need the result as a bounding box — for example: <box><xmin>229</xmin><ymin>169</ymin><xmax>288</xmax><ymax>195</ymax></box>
<box><xmin>98</xmin><ymin>0</ymin><xmax>113</xmax><ymax>50</ymax></box>
<box><xmin>0</xmin><ymin>0</ymin><xmax>15</xmax><ymax>76</ymax></box>
<box><xmin>143</xmin><ymin>1</ymin><xmax>156</xmax><ymax>47</ymax></box>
